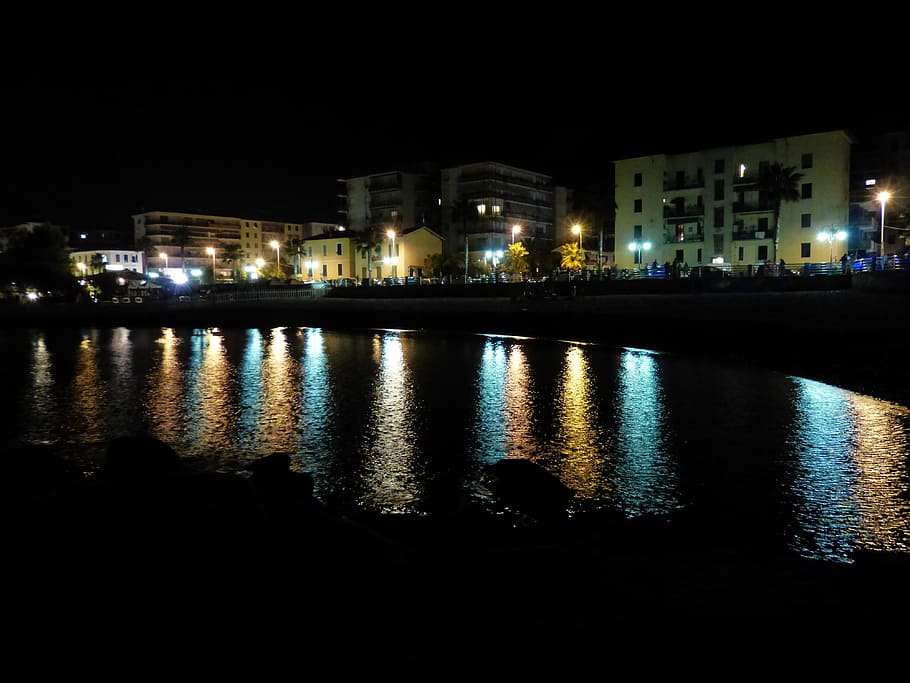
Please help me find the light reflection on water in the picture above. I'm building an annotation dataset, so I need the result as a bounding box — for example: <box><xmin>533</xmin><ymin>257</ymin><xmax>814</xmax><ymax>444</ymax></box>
<box><xmin>3</xmin><ymin>326</ymin><xmax>910</xmax><ymax>562</ymax></box>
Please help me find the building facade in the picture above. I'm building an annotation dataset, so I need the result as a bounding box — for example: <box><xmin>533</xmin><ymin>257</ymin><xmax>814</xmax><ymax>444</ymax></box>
<box><xmin>439</xmin><ymin>161</ymin><xmax>566</xmax><ymax>274</ymax></box>
<box><xmin>133</xmin><ymin>211</ymin><xmax>321</xmax><ymax>281</ymax></box>
<box><xmin>613</xmin><ymin>130</ymin><xmax>853</xmax><ymax>270</ymax></box>
<box><xmin>337</xmin><ymin>170</ymin><xmax>438</xmax><ymax>235</ymax></box>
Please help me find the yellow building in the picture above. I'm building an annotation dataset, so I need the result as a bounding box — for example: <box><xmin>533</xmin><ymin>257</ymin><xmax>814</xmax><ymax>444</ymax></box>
<box><xmin>302</xmin><ymin>224</ymin><xmax>444</xmax><ymax>283</ymax></box>
<box><xmin>613</xmin><ymin>130</ymin><xmax>852</xmax><ymax>271</ymax></box>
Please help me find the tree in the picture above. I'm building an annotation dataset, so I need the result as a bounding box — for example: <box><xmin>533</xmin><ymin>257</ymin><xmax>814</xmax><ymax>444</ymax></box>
<box><xmin>89</xmin><ymin>253</ymin><xmax>105</xmax><ymax>275</ymax></box>
<box><xmin>0</xmin><ymin>222</ymin><xmax>79</xmax><ymax>296</ymax></box>
<box><xmin>424</xmin><ymin>252</ymin><xmax>463</xmax><ymax>281</ymax></box>
<box><xmin>504</xmin><ymin>242</ymin><xmax>529</xmax><ymax>278</ymax></box>
<box><xmin>354</xmin><ymin>227</ymin><xmax>382</xmax><ymax>285</ymax></box>
<box><xmin>285</xmin><ymin>237</ymin><xmax>305</xmax><ymax>277</ymax></box>
<box><xmin>758</xmin><ymin>162</ymin><xmax>803</xmax><ymax>264</ymax></box>
<box><xmin>172</xmin><ymin>225</ymin><xmax>191</xmax><ymax>272</ymax></box>
<box><xmin>222</xmin><ymin>244</ymin><xmax>245</xmax><ymax>281</ymax></box>
<box><xmin>560</xmin><ymin>242</ymin><xmax>585</xmax><ymax>276</ymax></box>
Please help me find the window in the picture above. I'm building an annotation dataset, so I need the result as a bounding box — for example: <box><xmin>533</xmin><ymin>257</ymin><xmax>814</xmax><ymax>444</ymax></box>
<box><xmin>322</xmin><ymin>245</ymin><xmax>327</xmax><ymax>257</ymax></box>
<box><xmin>633</xmin><ymin>225</ymin><xmax>642</xmax><ymax>240</ymax></box>
<box><xmin>308</xmin><ymin>247</ymin><xmax>313</xmax><ymax>257</ymax></box>
<box><xmin>714</xmin><ymin>180</ymin><xmax>724</xmax><ymax>201</ymax></box>
<box><xmin>492</xmin><ymin>205</ymin><xmax>502</xmax><ymax>216</ymax></box>
<box><xmin>758</xmin><ymin>217</ymin><xmax>768</xmax><ymax>231</ymax></box>
<box><xmin>801</xmin><ymin>153</ymin><xmax>813</xmax><ymax>169</ymax></box>
<box><xmin>758</xmin><ymin>245</ymin><xmax>768</xmax><ymax>260</ymax></box>
<box><xmin>801</xmin><ymin>242</ymin><xmax>811</xmax><ymax>258</ymax></box>
<box><xmin>697</xmin><ymin>168</ymin><xmax>703</xmax><ymax>183</ymax></box>
<box><xmin>336</xmin><ymin>243</ymin><xmax>343</xmax><ymax>255</ymax></box>
<box><xmin>115</xmin><ymin>254</ymin><xmax>121</xmax><ymax>262</ymax></box>
<box><xmin>801</xmin><ymin>183</ymin><xmax>813</xmax><ymax>199</ymax></box>
<box><xmin>634</xmin><ymin>172</ymin><xmax>642</xmax><ymax>186</ymax></box>
<box><xmin>759</xmin><ymin>161</ymin><xmax>769</xmax><ymax>176</ymax></box>
<box><xmin>714</xmin><ymin>206</ymin><xmax>724</xmax><ymax>227</ymax></box>
<box><xmin>714</xmin><ymin>159</ymin><xmax>724</xmax><ymax>174</ymax></box>
<box><xmin>738</xmin><ymin>246</ymin><xmax>744</xmax><ymax>261</ymax></box>
<box><xmin>713</xmin><ymin>235</ymin><xmax>724</xmax><ymax>253</ymax></box>
<box><xmin>801</xmin><ymin>213</ymin><xmax>811</xmax><ymax>228</ymax></box>
<box><xmin>697</xmin><ymin>248</ymin><xmax>703</xmax><ymax>262</ymax></box>
<box><xmin>675</xmin><ymin>249</ymin><xmax>684</xmax><ymax>262</ymax></box>
<box><xmin>337</xmin><ymin>263</ymin><xmax>343</xmax><ymax>276</ymax></box>
<box><xmin>322</xmin><ymin>264</ymin><xmax>328</xmax><ymax>277</ymax></box>
<box><xmin>634</xmin><ymin>199</ymin><xmax>642</xmax><ymax>213</ymax></box>
<box><xmin>676</xmin><ymin>170</ymin><xmax>684</xmax><ymax>186</ymax></box>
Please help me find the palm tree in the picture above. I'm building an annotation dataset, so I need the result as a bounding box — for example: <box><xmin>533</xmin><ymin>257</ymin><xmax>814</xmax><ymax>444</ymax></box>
<box><xmin>504</xmin><ymin>242</ymin><xmax>530</xmax><ymax>279</ymax></box>
<box><xmin>172</xmin><ymin>225</ymin><xmax>191</xmax><ymax>272</ymax></box>
<box><xmin>758</xmin><ymin>162</ymin><xmax>803</xmax><ymax>265</ymax></box>
<box><xmin>560</xmin><ymin>242</ymin><xmax>585</xmax><ymax>277</ymax></box>
<box><xmin>354</xmin><ymin>227</ymin><xmax>382</xmax><ymax>285</ymax></box>
<box><xmin>222</xmin><ymin>244</ymin><xmax>244</xmax><ymax>281</ymax></box>
<box><xmin>285</xmin><ymin>236</ymin><xmax>305</xmax><ymax>277</ymax></box>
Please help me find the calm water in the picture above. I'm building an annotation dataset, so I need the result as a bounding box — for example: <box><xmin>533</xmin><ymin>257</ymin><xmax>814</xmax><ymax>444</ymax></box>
<box><xmin>2</xmin><ymin>325</ymin><xmax>909</xmax><ymax>563</ymax></box>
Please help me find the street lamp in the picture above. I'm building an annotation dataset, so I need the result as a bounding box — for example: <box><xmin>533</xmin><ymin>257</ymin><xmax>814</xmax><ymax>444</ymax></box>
<box><xmin>572</xmin><ymin>224</ymin><xmax>582</xmax><ymax>248</ymax></box>
<box><xmin>270</xmin><ymin>240</ymin><xmax>280</xmax><ymax>274</ymax></box>
<box><xmin>628</xmin><ymin>240</ymin><xmax>652</xmax><ymax>266</ymax></box>
<box><xmin>76</xmin><ymin>261</ymin><xmax>86</xmax><ymax>279</ymax></box>
<box><xmin>255</xmin><ymin>257</ymin><xmax>265</xmax><ymax>277</ymax></box>
<box><xmin>206</xmin><ymin>247</ymin><xmax>216</xmax><ymax>281</ymax></box>
<box><xmin>817</xmin><ymin>228</ymin><xmax>848</xmax><ymax>263</ymax></box>
<box><xmin>877</xmin><ymin>190</ymin><xmax>891</xmax><ymax>260</ymax></box>
<box><xmin>159</xmin><ymin>252</ymin><xmax>168</xmax><ymax>272</ymax></box>
<box><xmin>512</xmin><ymin>224</ymin><xmax>521</xmax><ymax>244</ymax></box>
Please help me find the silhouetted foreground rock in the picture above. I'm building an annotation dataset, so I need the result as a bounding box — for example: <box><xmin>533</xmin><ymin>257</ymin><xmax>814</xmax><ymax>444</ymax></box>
<box><xmin>4</xmin><ymin>435</ymin><xmax>910</xmax><ymax>680</ymax></box>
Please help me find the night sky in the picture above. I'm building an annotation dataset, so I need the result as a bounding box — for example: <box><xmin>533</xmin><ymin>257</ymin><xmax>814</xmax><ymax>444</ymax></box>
<box><xmin>2</xmin><ymin>9</ymin><xmax>905</xmax><ymax>231</ymax></box>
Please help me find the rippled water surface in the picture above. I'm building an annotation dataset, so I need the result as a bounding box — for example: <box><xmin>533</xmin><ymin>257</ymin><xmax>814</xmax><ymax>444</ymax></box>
<box><xmin>2</xmin><ymin>325</ymin><xmax>909</xmax><ymax>562</ymax></box>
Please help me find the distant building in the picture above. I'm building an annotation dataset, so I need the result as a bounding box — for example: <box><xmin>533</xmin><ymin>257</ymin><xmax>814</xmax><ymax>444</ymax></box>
<box><xmin>70</xmin><ymin>248</ymin><xmax>145</xmax><ymax>275</ymax></box>
<box><xmin>337</xmin><ymin>169</ymin><xmax>439</xmax><ymax>235</ymax></box>
<box><xmin>439</xmin><ymin>161</ymin><xmax>569</xmax><ymax>275</ymax></box>
<box><xmin>133</xmin><ymin>211</ymin><xmax>328</xmax><ymax>281</ymax></box>
<box><xmin>613</xmin><ymin>130</ymin><xmax>853</xmax><ymax>269</ymax></box>
<box><xmin>848</xmin><ymin>129</ymin><xmax>910</xmax><ymax>257</ymax></box>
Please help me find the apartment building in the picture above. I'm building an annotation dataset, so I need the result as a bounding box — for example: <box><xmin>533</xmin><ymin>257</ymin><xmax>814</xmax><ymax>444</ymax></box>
<box><xmin>439</xmin><ymin>161</ymin><xmax>567</xmax><ymax>272</ymax></box>
<box><xmin>133</xmin><ymin>211</ymin><xmax>324</xmax><ymax>280</ymax></box>
<box><xmin>613</xmin><ymin>130</ymin><xmax>852</xmax><ymax>270</ymax></box>
<box><xmin>337</xmin><ymin>169</ymin><xmax>439</xmax><ymax>235</ymax></box>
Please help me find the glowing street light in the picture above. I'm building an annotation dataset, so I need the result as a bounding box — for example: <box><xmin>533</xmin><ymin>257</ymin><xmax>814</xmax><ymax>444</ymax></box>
<box><xmin>572</xmin><ymin>224</ymin><xmax>582</xmax><ymax>248</ymax></box>
<box><xmin>817</xmin><ymin>228</ymin><xmax>848</xmax><ymax>263</ymax></box>
<box><xmin>512</xmin><ymin>224</ymin><xmax>521</xmax><ymax>244</ymax></box>
<box><xmin>270</xmin><ymin>240</ymin><xmax>281</xmax><ymax>274</ymax></box>
<box><xmin>206</xmin><ymin>247</ymin><xmax>216</xmax><ymax>280</ymax></box>
<box><xmin>628</xmin><ymin>240</ymin><xmax>652</xmax><ymax>265</ymax></box>
<box><xmin>255</xmin><ymin>257</ymin><xmax>265</xmax><ymax>276</ymax></box>
<box><xmin>159</xmin><ymin>252</ymin><xmax>168</xmax><ymax>272</ymax></box>
<box><xmin>877</xmin><ymin>190</ymin><xmax>891</xmax><ymax>260</ymax></box>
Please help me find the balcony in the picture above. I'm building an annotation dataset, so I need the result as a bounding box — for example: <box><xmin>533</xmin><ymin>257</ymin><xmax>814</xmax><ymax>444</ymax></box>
<box><xmin>732</xmin><ymin>173</ymin><xmax>760</xmax><ymax>188</ymax></box>
<box><xmin>732</xmin><ymin>229</ymin><xmax>772</xmax><ymax>240</ymax></box>
<box><xmin>663</xmin><ymin>205</ymin><xmax>705</xmax><ymax>219</ymax></box>
<box><xmin>663</xmin><ymin>176</ymin><xmax>704</xmax><ymax>191</ymax></box>
<box><xmin>732</xmin><ymin>201</ymin><xmax>775</xmax><ymax>214</ymax></box>
<box><xmin>663</xmin><ymin>226</ymin><xmax>704</xmax><ymax>243</ymax></box>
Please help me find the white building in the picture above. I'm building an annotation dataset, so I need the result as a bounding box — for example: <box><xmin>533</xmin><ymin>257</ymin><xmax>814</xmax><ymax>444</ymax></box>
<box><xmin>70</xmin><ymin>248</ymin><xmax>145</xmax><ymax>275</ymax></box>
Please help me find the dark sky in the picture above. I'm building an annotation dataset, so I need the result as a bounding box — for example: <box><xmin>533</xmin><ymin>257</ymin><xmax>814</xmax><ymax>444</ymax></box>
<box><xmin>2</xmin><ymin>9</ymin><xmax>905</xmax><ymax>231</ymax></box>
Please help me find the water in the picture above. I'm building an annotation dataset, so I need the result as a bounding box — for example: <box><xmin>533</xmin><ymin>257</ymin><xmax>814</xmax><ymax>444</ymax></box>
<box><xmin>2</xmin><ymin>325</ymin><xmax>909</xmax><ymax>563</ymax></box>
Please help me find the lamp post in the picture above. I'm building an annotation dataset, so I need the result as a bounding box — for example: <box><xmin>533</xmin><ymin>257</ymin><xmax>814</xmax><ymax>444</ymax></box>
<box><xmin>386</xmin><ymin>229</ymin><xmax>397</xmax><ymax>277</ymax></box>
<box><xmin>572</xmin><ymin>224</ymin><xmax>582</xmax><ymax>248</ymax></box>
<box><xmin>817</xmin><ymin>228</ymin><xmax>847</xmax><ymax>264</ymax></box>
<box><xmin>159</xmin><ymin>252</ymin><xmax>168</xmax><ymax>272</ymax></box>
<box><xmin>512</xmin><ymin>224</ymin><xmax>521</xmax><ymax>244</ymax></box>
<box><xmin>270</xmin><ymin>240</ymin><xmax>281</xmax><ymax>275</ymax></box>
<box><xmin>206</xmin><ymin>247</ymin><xmax>216</xmax><ymax>281</ymax></box>
<box><xmin>877</xmin><ymin>190</ymin><xmax>891</xmax><ymax>261</ymax></box>
<box><xmin>628</xmin><ymin>240</ymin><xmax>652</xmax><ymax>266</ymax></box>
<box><xmin>255</xmin><ymin>257</ymin><xmax>265</xmax><ymax>278</ymax></box>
